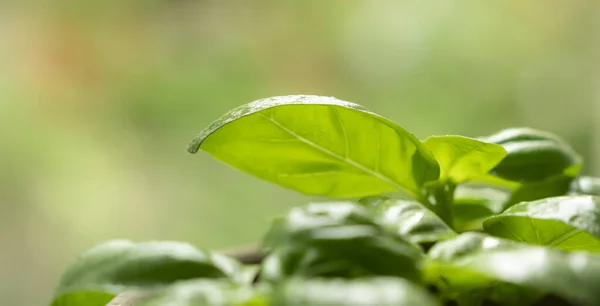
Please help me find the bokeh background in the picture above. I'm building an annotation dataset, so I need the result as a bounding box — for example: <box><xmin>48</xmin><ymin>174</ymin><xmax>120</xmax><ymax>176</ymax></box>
<box><xmin>1</xmin><ymin>1</ymin><xmax>600</xmax><ymax>305</ymax></box>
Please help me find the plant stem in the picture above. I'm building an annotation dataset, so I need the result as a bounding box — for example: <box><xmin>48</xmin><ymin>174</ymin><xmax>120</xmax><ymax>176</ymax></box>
<box><xmin>427</xmin><ymin>181</ymin><xmax>456</xmax><ymax>228</ymax></box>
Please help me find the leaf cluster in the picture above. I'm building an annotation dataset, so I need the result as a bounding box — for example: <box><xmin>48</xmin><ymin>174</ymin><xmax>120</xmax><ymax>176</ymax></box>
<box><xmin>50</xmin><ymin>96</ymin><xmax>600</xmax><ymax>306</ymax></box>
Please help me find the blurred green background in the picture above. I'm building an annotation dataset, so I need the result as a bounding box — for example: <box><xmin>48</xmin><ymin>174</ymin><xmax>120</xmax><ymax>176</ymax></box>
<box><xmin>1</xmin><ymin>1</ymin><xmax>599</xmax><ymax>305</ymax></box>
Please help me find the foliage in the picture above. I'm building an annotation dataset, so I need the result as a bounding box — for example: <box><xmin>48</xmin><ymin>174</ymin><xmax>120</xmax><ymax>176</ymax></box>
<box><xmin>50</xmin><ymin>95</ymin><xmax>600</xmax><ymax>305</ymax></box>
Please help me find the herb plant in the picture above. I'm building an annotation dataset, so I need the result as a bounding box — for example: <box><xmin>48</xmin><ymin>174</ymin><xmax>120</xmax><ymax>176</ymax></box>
<box><xmin>50</xmin><ymin>95</ymin><xmax>600</xmax><ymax>306</ymax></box>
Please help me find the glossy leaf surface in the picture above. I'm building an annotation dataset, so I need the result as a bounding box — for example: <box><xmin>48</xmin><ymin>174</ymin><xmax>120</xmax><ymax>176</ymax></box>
<box><xmin>273</xmin><ymin>277</ymin><xmax>441</xmax><ymax>306</ymax></box>
<box><xmin>492</xmin><ymin>140</ymin><xmax>580</xmax><ymax>182</ymax></box>
<box><xmin>188</xmin><ymin>95</ymin><xmax>439</xmax><ymax>198</ymax></box>
<box><xmin>483</xmin><ymin>196</ymin><xmax>600</xmax><ymax>252</ymax></box>
<box><xmin>260</xmin><ymin>203</ymin><xmax>423</xmax><ymax>282</ymax></box>
<box><xmin>452</xmin><ymin>185</ymin><xmax>509</xmax><ymax>232</ymax></box>
<box><xmin>426</xmin><ymin>233</ymin><xmax>600</xmax><ymax>306</ymax></box>
<box><xmin>51</xmin><ymin>240</ymin><xmax>240</xmax><ymax>306</ymax></box>
<box><xmin>360</xmin><ymin>196</ymin><xmax>456</xmax><ymax>244</ymax></box>
<box><xmin>481</xmin><ymin>127</ymin><xmax>568</xmax><ymax>145</ymax></box>
<box><xmin>139</xmin><ymin>280</ymin><xmax>268</xmax><ymax>306</ymax></box>
<box><xmin>423</xmin><ymin>135</ymin><xmax>506</xmax><ymax>183</ymax></box>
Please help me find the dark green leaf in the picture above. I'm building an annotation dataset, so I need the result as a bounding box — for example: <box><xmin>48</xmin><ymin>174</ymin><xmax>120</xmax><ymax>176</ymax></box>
<box><xmin>423</xmin><ymin>136</ymin><xmax>506</xmax><ymax>183</ymax></box>
<box><xmin>452</xmin><ymin>185</ymin><xmax>509</xmax><ymax>232</ymax></box>
<box><xmin>492</xmin><ymin>140</ymin><xmax>580</xmax><ymax>182</ymax></box>
<box><xmin>360</xmin><ymin>196</ymin><xmax>456</xmax><ymax>244</ymax></box>
<box><xmin>51</xmin><ymin>240</ymin><xmax>241</xmax><ymax>306</ymax></box>
<box><xmin>481</xmin><ymin>128</ymin><xmax>582</xmax><ymax>183</ymax></box>
<box><xmin>272</xmin><ymin>277</ymin><xmax>441</xmax><ymax>306</ymax></box>
<box><xmin>188</xmin><ymin>95</ymin><xmax>439</xmax><ymax>198</ymax></box>
<box><xmin>139</xmin><ymin>280</ymin><xmax>268</xmax><ymax>306</ymax></box>
<box><xmin>262</xmin><ymin>201</ymin><xmax>377</xmax><ymax>250</ymax></box>
<box><xmin>503</xmin><ymin>173</ymin><xmax>575</xmax><ymax>210</ymax></box>
<box><xmin>570</xmin><ymin>176</ymin><xmax>600</xmax><ymax>196</ymax></box>
<box><xmin>260</xmin><ymin>203</ymin><xmax>423</xmax><ymax>282</ymax></box>
<box><xmin>483</xmin><ymin>196</ymin><xmax>600</xmax><ymax>252</ymax></box>
<box><xmin>426</xmin><ymin>233</ymin><xmax>600</xmax><ymax>306</ymax></box>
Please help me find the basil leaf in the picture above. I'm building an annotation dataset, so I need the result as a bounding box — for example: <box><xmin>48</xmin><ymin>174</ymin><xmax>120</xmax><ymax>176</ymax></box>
<box><xmin>360</xmin><ymin>196</ymin><xmax>456</xmax><ymax>244</ymax></box>
<box><xmin>51</xmin><ymin>240</ymin><xmax>241</xmax><ymax>306</ymax></box>
<box><xmin>503</xmin><ymin>173</ymin><xmax>575</xmax><ymax>209</ymax></box>
<box><xmin>139</xmin><ymin>280</ymin><xmax>268</xmax><ymax>306</ymax></box>
<box><xmin>273</xmin><ymin>277</ymin><xmax>441</xmax><ymax>306</ymax></box>
<box><xmin>51</xmin><ymin>292</ymin><xmax>115</xmax><ymax>306</ymax></box>
<box><xmin>260</xmin><ymin>203</ymin><xmax>423</xmax><ymax>282</ymax></box>
<box><xmin>483</xmin><ymin>196</ymin><xmax>600</xmax><ymax>252</ymax></box>
<box><xmin>262</xmin><ymin>201</ymin><xmax>378</xmax><ymax>250</ymax></box>
<box><xmin>423</xmin><ymin>135</ymin><xmax>506</xmax><ymax>183</ymax></box>
<box><xmin>188</xmin><ymin>95</ymin><xmax>439</xmax><ymax>198</ymax></box>
<box><xmin>426</xmin><ymin>233</ymin><xmax>600</xmax><ymax>306</ymax></box>
<box><xmin>452</xmin><ymin>185</ymin><xmax>509</xmax><ymax>232</ymax></box>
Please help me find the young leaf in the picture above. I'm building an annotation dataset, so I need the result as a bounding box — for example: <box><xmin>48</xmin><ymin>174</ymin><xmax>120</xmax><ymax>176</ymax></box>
<box><xmin>139</xmin><ymin>280</ymin><xmax>268</xmax><ymax>306</ymax></box>
<box><xmin>273</xmin><ymin>277</ymin><xmax>441</xmax><ymax>306</ymax></box>
<box><xmin>482</xmin><ymin>196</ymin><xmax>600</xmax><ymax>252</ymax></box>
<box><xmin>423</xmin><ymin>135</ymin><xmax>506</xmax><ymax>183</ymax></box>
<box><xmin>360</xmin><ymin>196</ymin><xmax>456</xmax><ymax>244</ymax></box>
<box><xmin>188</xmin><ymin>95</ymin><xmax>439</xmax><ymax>198</ymax></box>
<box><xmin>426</xmin><ymin>233</ymin><xmax>600</xmax><ymax>306</ymax></box>
<box><xmin>51</xmin><ymin>240</ymin><xmax>241</xmax><ymax>306</ymax></box>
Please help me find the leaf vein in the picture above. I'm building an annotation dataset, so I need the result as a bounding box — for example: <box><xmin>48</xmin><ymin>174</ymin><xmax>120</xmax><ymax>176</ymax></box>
<box><xmin>257</xmin><ymin>113</ymin><xmax>412</xmax><ymax>196</ymax></box>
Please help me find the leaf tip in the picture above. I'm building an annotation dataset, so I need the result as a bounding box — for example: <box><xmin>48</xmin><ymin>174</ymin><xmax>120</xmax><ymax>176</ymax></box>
<box><xmin>187</xmin><ymin>138</ymin><xmax>201</xmax><ymax>154</ymax></box>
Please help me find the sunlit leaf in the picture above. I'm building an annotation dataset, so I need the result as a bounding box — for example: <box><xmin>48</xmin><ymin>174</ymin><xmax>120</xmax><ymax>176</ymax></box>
<box><xmin>426</xmin><ymin>233</ymin><xmax>600</xmax><ymax>306</ymax></box>
<box><xmin>188</xmin><ymin>95</ymin><xmax>439</xmax><ymax>198</ymax></box>
<box><xmin>423</xmin><ymin>135</ymin><xmax>506</xmax><ymax>183</ymax></box>
<box><xmin>483</xmin><ymin>196</ymin><xmax>600</xmax><ymax>252</ymax></box>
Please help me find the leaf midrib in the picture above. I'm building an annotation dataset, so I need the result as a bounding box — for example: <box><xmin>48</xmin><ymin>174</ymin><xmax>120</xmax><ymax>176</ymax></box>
<box><xmin>257</xmin><ymin>112</ymin><xmax>415</xmax><ymax>196</ymax></box>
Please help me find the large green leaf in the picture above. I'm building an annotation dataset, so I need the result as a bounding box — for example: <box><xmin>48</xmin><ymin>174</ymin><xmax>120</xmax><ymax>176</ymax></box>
<box><xmin>188</xmin><ymin>95</ymin><xmax>439</xmax><ymax>198</ymax></box>
<box><xmin>51</xmin><ymin>240</ymin><xmax>241</xmax><ymax>306</ymax></box>
<box><xmin>139</xmin><ymin>280</ymin><xmax>268</xmax><ymax>306</ymax></box>
<box><xmin>425</xmin><ymin>233</ymin><xmax>600</xmax><ymax>306</ymax></box>
<box><xmin>272</xmin><ymin>277</ymin><xmax>441</xmax><ymax>306</ymax></box>
<box><xmin>260</xmin><ymin>202</ymin><xmax>423</xmax><ymax>282</ymax></box>
<box><xmin>423</xmin><ymin>136</ymin><xmax>506</xmax><ymax>183</ymax></box>
<box><xmin>360</xmin><ymin>196</ymin><xmax>456</xmax><ymax>244</ymax></box>
<box><xmin>482</xmin><ymin>196</ymin><xmax>600</xmax><ymax>252</ymax></box>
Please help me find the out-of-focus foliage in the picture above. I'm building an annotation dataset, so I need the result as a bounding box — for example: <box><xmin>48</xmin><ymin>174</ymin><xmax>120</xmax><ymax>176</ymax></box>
<box><xmin>0</xmin><ymin>1</ymin><xmax>598</xmax><ymax>305</ymax></box>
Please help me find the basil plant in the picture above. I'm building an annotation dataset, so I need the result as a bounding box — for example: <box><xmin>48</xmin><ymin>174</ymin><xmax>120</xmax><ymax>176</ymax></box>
<box><xmin>50</xmin><ymin>95</ymin><xmax>600</xmax><ymax>306</ymax></box>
